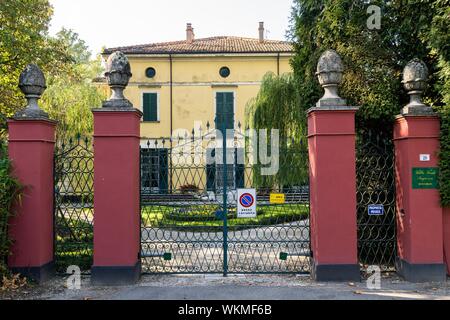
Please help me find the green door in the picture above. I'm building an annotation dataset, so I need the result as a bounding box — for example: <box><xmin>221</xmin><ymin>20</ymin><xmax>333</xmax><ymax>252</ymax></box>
<box><xmin>214</xmin><ymin>92</ymin><xmax>235</xmax><ymax>192</ymax></box>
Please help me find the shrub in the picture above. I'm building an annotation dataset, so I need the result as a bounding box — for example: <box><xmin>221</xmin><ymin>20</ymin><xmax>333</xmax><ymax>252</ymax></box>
<box><xmin>289</xmin><ymin>0</ymin><xmax>450</xmax><ymax>205</ymax></box>
<box><xmin>439</xmin><ymin>111</ymin><xmax>450</xmax><ymax>207</ymax></box>
<box><xmin>0</xmin><ymin>138</ymin><xmax>22</xmax><ymax>284</ymax></box>
<box><xmin>179</xmin><ymin>184</ymin><xmax>199</xmax><ymax>194</ymax></box>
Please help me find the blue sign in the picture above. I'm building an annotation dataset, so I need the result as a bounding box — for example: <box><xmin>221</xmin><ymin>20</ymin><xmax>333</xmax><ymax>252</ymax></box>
<box><xmin>368</xmin><ymin>204</ymin><xmax>384</xmax><ymax>216</ymax></box>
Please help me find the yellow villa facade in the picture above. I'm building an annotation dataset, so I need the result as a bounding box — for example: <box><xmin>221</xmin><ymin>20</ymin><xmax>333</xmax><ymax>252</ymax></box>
<box><xmin>100</xmin><ymin>23</ymin><xmax>294</xmax><ymax>194</ymax></box>
<box><xmin>101</xmin><ymin>23</ymin><xmax>294</xmax><ymax>143</ymax></box>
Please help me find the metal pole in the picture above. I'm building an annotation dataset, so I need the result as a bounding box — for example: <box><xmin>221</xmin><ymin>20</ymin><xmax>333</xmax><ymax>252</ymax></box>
<box><xmin>222</xmin><ymin>112</ymin><xmax>228</xmax><ymax>277</ymax></box>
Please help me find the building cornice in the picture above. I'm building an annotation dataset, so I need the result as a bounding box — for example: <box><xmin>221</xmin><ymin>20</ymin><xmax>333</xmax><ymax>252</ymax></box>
<box><xmin>101</xmin><ymin>52</ymin><xmax>294</xmax><ymax>59</ymax></box>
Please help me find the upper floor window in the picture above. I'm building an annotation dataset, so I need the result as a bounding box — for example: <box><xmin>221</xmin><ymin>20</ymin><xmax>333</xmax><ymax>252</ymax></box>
<box><xmin>143</xmin><ymin>93</ymin><xmax>158</xmax><ymax>122</ymax></box>
<box><xmin>145</xmin><ymin>67</ymin><xmax>156</xmax><ymax>78</ymax></box>
<box><xmin>219</xmin><ymin>67</ymin><xmax>230</xmax><ymax>78</ymax></box>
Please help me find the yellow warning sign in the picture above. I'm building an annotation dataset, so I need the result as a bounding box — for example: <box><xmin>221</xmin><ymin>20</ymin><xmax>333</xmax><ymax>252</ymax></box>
<box><xmin>270</xmin><ymin>193</ymin><xmax>285</xmax><ymax>204</ymax></box>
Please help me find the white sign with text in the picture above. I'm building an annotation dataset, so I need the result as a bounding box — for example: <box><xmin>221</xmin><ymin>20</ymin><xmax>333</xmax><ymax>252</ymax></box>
<box><xmin>237</xmin><ymin>189</ymin><xmax>257</xmax><ymax>218</ymax></box>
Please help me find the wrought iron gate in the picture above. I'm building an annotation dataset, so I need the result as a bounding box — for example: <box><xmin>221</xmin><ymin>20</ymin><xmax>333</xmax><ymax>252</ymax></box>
<box><xmin>54</xmin><ymin>135</ymin><xmax>94</xmax><ymax>273</ymax></box>
<box><xmin>356</xmin><ymin>129</ymin><xmax>397</xmax><ymax>271</ymax></box>
<box><xmin>140</xmin><ymin>124</ymin><xmax>311</xmax><ymax>274</ymax></box>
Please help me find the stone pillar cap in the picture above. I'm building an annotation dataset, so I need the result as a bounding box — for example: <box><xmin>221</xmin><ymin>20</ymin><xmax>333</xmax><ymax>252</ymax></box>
<box><xmin>401</xmin><ymin>58</ymin><xmax>435</xmax><ymax>116</ymax></box>
<box><xmin>14</xmin><ymin>64</ymin><xmax>49</xmax><ymax>119</ymax></box>
<box><xmin>103</xmin><ymin>51</ymin><xmax>134</xmax><ymax>109</ymax></box>
<box><xmin>315</xmin><ymin>50</ymin><xmax>347</xmax><ymax>107</ymax></box>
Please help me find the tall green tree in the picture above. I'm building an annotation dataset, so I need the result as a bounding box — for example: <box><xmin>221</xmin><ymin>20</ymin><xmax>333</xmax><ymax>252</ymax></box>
<box><xmin>0</xmin><ymin>0</ymin><xmax>73</xmax><ymax>132</ymax></box>
<box><xmin>0</xmin><ymin>0</ymin><xmax>105</xmax><ymax>138</ymax></box>
<box><xmin>287</xmin><ymin>0</ymin><xmax>450</xmax><ymax>205</ymax></box>
<box><xmin>289</xmin><ymin>0</ymin><xmax>446</xmax><ymax>128</ymax></box>
<box><xmin>428</xmin><ymin>1</ymin><xmax>450</xmax><ymax>205</ymax></box>
<box><xmin>246</xmin><ymin>73</ymin><xmax>304</xmax><ymax>142</ymax></box>
<box><xmin>246</xmin><ymin>73</ymin><xmax>309</xmax><ymax>188</ymax></box>
<box><xmin>40</xmin><ymin>29</ymin><xmax>106</xmax><ymax>138</ymax></box>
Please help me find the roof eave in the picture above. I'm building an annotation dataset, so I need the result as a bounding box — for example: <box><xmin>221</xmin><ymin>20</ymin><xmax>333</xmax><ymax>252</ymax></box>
<box><xmin>102</xmin><ymin>50</ymin><xmax>294</xmax><ymax>57</ymax></box>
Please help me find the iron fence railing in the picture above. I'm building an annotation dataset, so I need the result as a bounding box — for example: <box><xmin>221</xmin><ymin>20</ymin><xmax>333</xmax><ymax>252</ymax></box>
<box><xmin>54</xmin><ymin>135</ymin><xmax>94</xmax><ymax>274</ymax></box>
<box><xmin>356</xmin><ymin>129</ymin><xmax>397</xmax><ymax>273</ymax></box>
<box><xmin>140</xmin><ymin>126</ymin><xmax>311</xmax><ymax>274</ymax></box>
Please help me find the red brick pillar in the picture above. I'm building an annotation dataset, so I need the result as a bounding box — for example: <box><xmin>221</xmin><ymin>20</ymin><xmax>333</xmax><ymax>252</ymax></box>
<box><xmin>308</xmin><ymin>50</ymin><xmax>360</xmax><ymax>281</ymax></box>
<box><xmin>7</xmin><ymin>64</ymin><xmax>56</xmax><ymax>283</ymax></box>
<box><xmin>393</xmin><ymin>59</ymin><xmax>446</xmax><ymax>282</ymax></box>
<box><xmin>91</xmin><ymin>52</ymin><xmax>142</xmax><ymax>285</ymax></box>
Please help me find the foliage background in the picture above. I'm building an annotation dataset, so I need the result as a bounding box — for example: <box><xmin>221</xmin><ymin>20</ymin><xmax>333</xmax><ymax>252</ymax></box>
<box><xmin>289</xmin><ymin>0</ymin><xmax>449</xmax><ymax>205</ymax></box>
<box><xmin>0</xmin><ymin>1</ymin><xmax>105</xmax><ymax>137</ymax></box>
<box><xmin>247</xmin><ymin>0</ymin><xmax>449</xmax><ymax>205</ymax></box>
<box><xmin>0</xmin><ymin>140</ymin><xmax>21</xmax><ymax>282</ymax></box>
<box><xmin>245</xmin><ymin>73</ymin><xmax>309</xmax><ymax>188</ymax></box>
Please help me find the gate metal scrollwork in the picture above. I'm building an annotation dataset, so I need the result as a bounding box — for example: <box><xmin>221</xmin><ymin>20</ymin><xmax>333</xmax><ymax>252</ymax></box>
<box><xmin>140</xmin><ymin>125</ymin><xmax>311</xmax><ymax>274</ymax></box>
<box><xmin>356</xmin><ymin>128</ymin><xmax>397</xmax><ymax>272</ymax></box>
<box><xmin>54</xmin><ymin>135</ymin><xmax>94</xmax><ymax>273</ymax></box>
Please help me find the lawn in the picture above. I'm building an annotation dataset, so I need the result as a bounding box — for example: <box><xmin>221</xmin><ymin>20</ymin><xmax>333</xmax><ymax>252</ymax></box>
<box><xmin>141</xmin><ymin>203</ymin><xmax>309</xmax><ymax>231</ymax></box>
<box><xmin>53</xmin><ymin>203</ymin><xmax>310</xmax><ymax>271</ymax></box>
<box><xmin>54</xmin><ymin>213</ymin><xmax>93</xmax><ymax>272</ymax></box>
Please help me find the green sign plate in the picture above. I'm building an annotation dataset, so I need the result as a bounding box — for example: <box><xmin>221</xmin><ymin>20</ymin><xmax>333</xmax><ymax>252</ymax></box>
<box><xmin>163</xmin><ymin>252</ymin><xmax>172</xmax><ymax>261</ymax></box>
<box><xmin>279</xmin><ymin>252</ymin><xmax>288</xmax><ymax>261</ymax></box>
<box><xmin>412</xmin><ymin>167</ymin><xmax>439</xmax><ymax>189</ymax></box>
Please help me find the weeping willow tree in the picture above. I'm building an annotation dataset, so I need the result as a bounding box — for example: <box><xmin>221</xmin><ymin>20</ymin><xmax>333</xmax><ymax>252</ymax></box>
<box><xmin>245</xmin><ymin>72</ymin><xmax>309</xmax><ymax>190</ymax></box>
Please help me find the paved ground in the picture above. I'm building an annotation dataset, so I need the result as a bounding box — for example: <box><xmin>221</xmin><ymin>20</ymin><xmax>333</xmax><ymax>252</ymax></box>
<box><xmin>4</xmin><ymin>273</ymin><xmax>449</xmax><ymax>300</ymax></box>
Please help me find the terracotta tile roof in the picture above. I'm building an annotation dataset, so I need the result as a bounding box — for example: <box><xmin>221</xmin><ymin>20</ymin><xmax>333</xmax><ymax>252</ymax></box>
<box><xmin>103</xmin><ymin>36</ymin><xmax>294</xmax><ymax>55</ymax></box>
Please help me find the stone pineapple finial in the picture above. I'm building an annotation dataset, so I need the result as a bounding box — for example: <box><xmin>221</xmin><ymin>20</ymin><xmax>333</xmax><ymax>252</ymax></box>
<box><xmin>401</xmin><ymin>58</ymin><xmax>433</xmax><ymax>115</ymax></box>
<box><xmin>316</xmin><ymin>49</ymin><xmax>346</xmax><ymax>107</ymax></box>
<box><xmin>14</xmin><ymin>64</ymin><xmax>49</xmax><ymax>119</ymax></box>
<box><xmin>103</xmin><ymin>51</ymin><xmax>133</xmax><ymax>108</ymax></box>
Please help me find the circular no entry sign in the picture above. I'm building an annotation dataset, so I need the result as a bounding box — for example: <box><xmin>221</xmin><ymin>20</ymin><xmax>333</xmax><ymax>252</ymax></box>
<box><xmin>239</xmin><ymin>193</ymin><xmax>254</xmax><ymax>208</ymax></box>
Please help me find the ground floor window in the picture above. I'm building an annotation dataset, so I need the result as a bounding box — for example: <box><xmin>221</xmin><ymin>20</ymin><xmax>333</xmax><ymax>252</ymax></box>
<box><xmin>141</xmin><ymin>148</ymin><xmax>168</xmax><ymax>194</ymax></box>
<box><xmin>207</xmin><ymin>148</ymin><xmax>245</xmax><ymax>192</ymax></box>
<box><xmin>141</xmin><ymin>147</ymin><xmax>244</xmax><ymax>194</ymax></box>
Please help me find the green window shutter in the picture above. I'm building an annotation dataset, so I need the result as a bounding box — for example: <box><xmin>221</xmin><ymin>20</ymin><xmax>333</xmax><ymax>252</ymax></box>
<box><xmin>206</xmin><ymin>149</ymin><xmax>216</xmax><ymax>192</ymax></box>
<box><xmin>158</xmin><ymin>149</ymin><xmax>169</xmax><ymax>194</ymax></box>
<box><xmin>143</xmin><ymin>93</ymin><xmax>158</xmax><ymax>121</ymax></box>
<box><xmin>215</xmin><ymin>93</ymin><xmax>224</xmax><ymax>129</ymax></box>
<box><xmin>235</xmin><ymin>148</ymin><xmax>245</xmax><ymax>188</ymax></box>
<box><xmin>215</xmin><ymin>92</ymin><xmax>234</xmax><ymax>136</ymax></box>
<box><xmin>224</xmin><ymin>92</ymin><xmax>234</xmax><ymax>128</ymax></box>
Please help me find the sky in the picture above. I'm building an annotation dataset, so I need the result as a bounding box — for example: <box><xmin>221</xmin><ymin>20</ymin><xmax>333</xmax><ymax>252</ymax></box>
<box><xmin>48</xmin><ymin>0</ymin><xmax>295</xmax><ymax>56</ymax></box>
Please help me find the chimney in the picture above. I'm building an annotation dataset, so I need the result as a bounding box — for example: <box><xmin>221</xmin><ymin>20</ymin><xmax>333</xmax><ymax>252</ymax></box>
<box><xmin>259</xmin><ymin>22</ymin><xmax>264</xmax><ymax>43</ymax></box>
<box><xmin>186</xmin><ymin>23</ymin><xmax>195</xmax><ymax>44</ymax></box>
